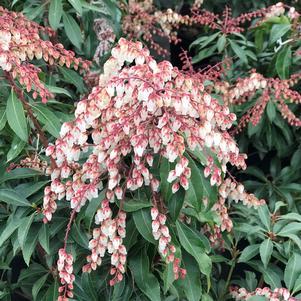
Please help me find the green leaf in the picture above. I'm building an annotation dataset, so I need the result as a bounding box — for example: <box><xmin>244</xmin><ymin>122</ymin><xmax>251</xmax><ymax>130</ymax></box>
<box><xmin>185</xmin><ymin>154</ymin><xmax>210</xmax><ymax>211</ymax></box>
<box><xmin>266</xmin><ymin>101</ymin><xmax>276</xmax><ymax>122</ymax></box>
<box><xmin>45</xmin><ymin>85</ymin><xmax>72</xmax><ymax>98</ymax></box>
<box><xmin>32</xmin><ymin>104</ymin><xmax>61</xmax><ymax>138</ymax></box>
<box><xmin>15</xmin><ymin>181</ymin><xmax>49</xmax><ymax>198</ymax></box>
<box><xmin>217</xmin><ymin>35</ymin><xmax>226</xmax><ymax>53</ymax></box>
<box><xmin>118</xmin><ymin>197</ymin><xmax>151</xmax><ymax>212</ymax></box>
<box><xmin>59</xmin><ymin>67</ymin><xmax>86</xmax><ymax>93</ymax></box>
<box><xmin>258</xmin><ymin>205</ymin><xmax>271</xmax><ymax>231</ymax></box>
<box><xmin>293</xmin><ymin>275</ymin><xmax>301</xmax><ymax>294</ymax></box>
<box><xmin>263</xmin><ymin>268</ymin><xmax>282</xmax><ymax>289</ymax></box>
<box><xmin>44</xmin><ymin>279</ymin><xmax>59</xmax><ymax>301</ymax></box>
<box><xmin>176</xmin><ymin>221</ymin><xmax>211</xmax><ymax>278</ymax></box>
<box><xmin>62</xmin><ymin>12</ymin><xmax>83</xmax><ymax>49</ymax></box>
<box><xmin>7</xmin><ymin>136</ymin><xmax>26</xmax><ymax>162</ymax></box>
<box><xmin>168</xmin><ymin>189</ymin><xmax>185</xmax><ymax>221</ymax></box>
<box><xmin>238</xmin><ymin>244</ymin><xmax>260</xmax><ymax>263</ymax></box>
<box><xmin>0</xmin><ymin>189</ymin><xmax>31</xmax><ymax>206</ymax></box>
<box><xmin>269</xmin><ymin>24</ymin><xmax>291</xmax><ymax>45</ymax></box>
<box><xmin>71</xmin><ymin>222</ymin><xmax>89</xmax><ymax>248</ymax></box>
<box><xmin>279</xmin><ymin>212</ymin><xmax>301</xmax><ymax>222</ymax></box>
<box><xmin>229</xmin><ymin>39</ymin><xmax>248</xmax><ymax>64</ymax></box>
<box><xmin>259</xmin><ymin>239</ymin><xmax>273</xmax><ymax>268</ymax></box>
<box><xmin>0</xmin><ymin>218</ymin><xmax>21</xmax><ymax>247</ymax></box>
<box><xmin>48</xmin><ymin>0</ymin><xmax>62</xmax><ymax>30</ymax></box>
<box><xmin>190</xmin><ymin>32</ymin><xmax>220</xmax><ymax>50</ymax></box>
<box><xmin>18</xmin><ymin>213</ymin><xmax>35</xmax><ymax>250</ymax></box>
<box><xmin>84</xmin><ymin>191</ymin><xmax>104</xmax><ymax>229</ymax></box>
<box><xmin>129</xmin><ymin>248</ymin><xmax>160</xmax><ymax>301</ymax></box>
<box><xmin>32</xmin><ymin>273</ymin><xmax>48</xmax><ymax>301</ymax></box>
<box><xmin>0</xmin><ymin>168</ymin><xmax>41</xmax><ymax>183</ymax></box>
<box><xmin>133</xmin><ymin>208</ymin><xmax>156</xmax><ymax>244</ymax></box>
<box><xmin>163</xmin><ymin>262</ymin><xmax>174</xmax><ymax>294</ymax></box>
<box><xmin>160</xmin><ymin>157</ymin><xmax>172</xmax><ymax>202</ymax></box>
<box><xmin>6</xmin><ymin>89</ymin><xmax>28</xmax><ymax>141</ymax></box>
<box><xmin>23</xmin><ymin>225</ymin><xmax>39</xmax><ymax>266</ymax></box>
<box><xmin>68</xmin><ymin>0</ymin><xmax>82</xmax><ymax>15</ymax></box>
<box><xmin>277</xmin><ymin>222</ymin><xmax>301</xmax><ymax>236</ymax></box>
<box><xmin>0</xmin><ymin>109</ymin><xmax>7</xmax><ymax>131</ymax></box>
<box><xmin>276</xmin><ymin>45</ymin><xmax>291</xmax><ymax>79</ymax></box>
<box><xmin>284</xmin><ymin>253</ymin><xmax>301</xmax><ymax>290</ymax></box>
<box><xmin>178</xmin><ymin>254</ymin><xmax>202</xmax><ymax>301</ymax></box>
<box><xmin>38</xmin><ymin>224</ymin><xmax>50</xmax><ymax>254</ymax></box>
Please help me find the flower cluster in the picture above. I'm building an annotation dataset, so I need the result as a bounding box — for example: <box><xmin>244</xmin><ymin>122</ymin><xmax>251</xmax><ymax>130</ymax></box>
<box><xmin>44</xmin><ymin>38</ymin><xmax>251</xmax><ymax>298</ymax></box>
<box><xmin>219</xmin><ymin>178</ymin><xmax>265</xmax><ymax>208</ymax></box>
<box><xmin>120</xmin><ymin>0</ymin><xmax>190</xmax><ymax>55</ymax></box>
<box><xmin>82</xmin><ymin>201</ymin><xmax>127</xmax><ymax>286</ymax></box>
<box><xmin>93</xmin><ymin>18</ymin><xmax>116</xmax><ymax>63</ymax></box>
<box><xmin>192</xmin><ymin>2</ymin><xmax>296</xmax><ymax>36</ymax></box>
<box><xmin>217</xmin><ymin>71</ymin><xmax>301</xmax><ymax>133</ymax></box>
<box><xmin>151</xmin><ymin>207</ymin><xmax>186</xmax><ymax>279</ymax></box>
<box><xmin>203</xmin><ymin>178</ymin><xmax>265</xmax><ymax>248</ymax></box>
<box><xmin>0</xmin><ymin>6</ymin><xmax>90</xmax><ymax>102</ymax></box>
<box><xmin>57</xmin><ymin>248</ymin><xmax>75</xmax><ymax>301</ymax></box>
<box><xmin>230</xmin><ymin>286</ymin><xmax>296</xmax><ymax>301</ymax></box>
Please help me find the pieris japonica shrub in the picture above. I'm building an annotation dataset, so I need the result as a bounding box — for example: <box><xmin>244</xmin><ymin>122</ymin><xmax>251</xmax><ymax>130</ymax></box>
<box><xmin>1</xmin><ymin>1</ymin><xmax>301</xmax><ymax>301</ymax></box>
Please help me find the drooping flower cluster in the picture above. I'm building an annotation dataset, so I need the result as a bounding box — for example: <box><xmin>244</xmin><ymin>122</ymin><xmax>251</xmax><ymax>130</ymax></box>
<box><xmin>44</xmin><ymin>38</ymin><xmax>251</xmax><ymax>298</ymax></box>
<box><xmin>120</xmin><ymin>0</ymin><xmax>190</xmax><ymax>55</ymax></box>
<box><xmin>203</xmin><ymin>178</ymin><xmax>265</xmax><ymax>248</ymax></box>
<box><xmin>230</xmin><ymin>286</ymin><xmax>296</xmax><ymax>301</ymax></box>
<box><xmin>93</xmin><ymin>18</ymin><xmax>116</xmax><ymax>63</ymax></box>
<box><xmin>217</xmin><ymin>71</ymin><xmax>301</xmax><ymax>133</ymax></box>
<box><xmin>0</xmin><ymin>6</ymin><xmax>90</xmax><ymax>102</ymax></box>
<box><xmin>151</xmin><ymin>207</ymin><xmax>186</xmax><ymax>279</ymax></box>
<box><xmin>82</xmin><ymin>200</ymin><xmax>127</xmax><ymax>286</ymax></box>
<box><xmin>57</xmin><ymin>248</ymin><xmax>75</xmax><ymax>301</ymax></box>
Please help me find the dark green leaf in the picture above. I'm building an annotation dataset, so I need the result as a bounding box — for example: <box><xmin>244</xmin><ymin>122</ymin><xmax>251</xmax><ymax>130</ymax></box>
<box><xmin>7</xmin><ymin>136</ymin><xmax>26</xmax><ymax>162</ymax></box>
<box><xmin>168</xmin><ymin>189</ymin><xmax>185</xmax><ymax>221</ymax></box>
<box><xmin>133</xmin><ymin>208</ymin><xmax>156</xmax><ymax>244</ymax></box>
<box><xmin>276</xmin><ymin>46</ymin><xmax>291</xmax><ymax>79</ymax></box>
<box><xmin>32</xmin><ymin>273</ymin><xmax>48</xmax><ymax>301</ymax></box>
<box><xmin>259</xmin><ymin>239</ymin><xmax>273</xmax><ymax>268</ymax></box>
<box><xmin>129</xmin><ymin>248</ymin><xmax>160</xmax><ymax>301</ymax></box>
<box><xmin>62</xmin><ymin>12</ymin><xmax>83</xmax><ymax>49</ymax></box>
<box><xmin>0</xmin><ymin>109</ymin><xmax>7</xmax><ymax>131</ymax></box>
<box><xmin>0</xmin><ymin>189</ymin><xmax>31</xmax><ymax>206</ymax></box>
<box><xmin>68</xmin><ymin>0</ymin><xmax>82</xmax><ymax>15</ymax></box>
<box><xmin>32</xmin><ymin>104</ymin><xmax>61</xmax><ymax>138</ymax></box>
<box><xmin>269</xmin><ymin>24</ymin><xmax>291</xmax><ymax>45</ymax></box>
<box><xmin>6</xmin><ymin>89</ymin><xmax>28</xmax><ymax>141</ymax></box>
<box><xmin>176</xmin><ymin>221</ymin><xmax>211</xmax><ymax>278</ymax></box>
<box><xmin>284</xmin><ymin>253</ymin><xmax>301</xmax><ymax>290</ymax></box>
<box><xmin>48</xmin><ymin>0</ymin><xmax>62</xmax><ymax>30</ymax></box>
<box><xmin>18</xmin><ymin>213</ymin><xmax>35</xmax><ymax>250</ymax></box>
<box><xmin>229</xmin><ymin>39</ymin><xmax>248</xmax><ymax>64</ymax></box>
<box><xmin>38</xmin><ymin>224</ymin><xmax>50</xmax><ymax>254</ymax></box>
<box><xmin>238</xmin><ymin>244</ymin><xmax>260</xmax><ymax>263</ymax></box>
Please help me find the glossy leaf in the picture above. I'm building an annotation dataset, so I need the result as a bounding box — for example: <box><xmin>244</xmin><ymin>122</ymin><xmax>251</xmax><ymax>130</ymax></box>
<box><xmin>129</xmin><ymin>248</ymin><xmax>160</xmax><ymax>301</ymax></box>
<box><xmin>176</xmin><ymin>221</ymin><xmax>211</xmax><ymax>278</ymax></box>
<box><xmin>284</xmin><ymin>253</ymin><xmax>301</xmax><ymax>290</ymax></box>
<box><xmin>259</xmin><ymin>239</ymin><xmax>273</xmax><ymax>268</ymax></box>
<box><xmin>6</xmin><ymin>89</ymin><xmax>28</xmax><ymax>141</ymax></box>
<box><xmin>48</xmin><ymin>0</ymin><xmax>62</xmax><ymax>30</ymax></box>
<box><xmin>0</xmin><ymin>189</ymin><xmax>31</xmax><ymax>206</ymax></box>
<box><xmin>133</xmin><ymin>208</ymin><xmax>156</xmax><ymax>244</ymax></box>
<box><xmin>62</xmin><ymin>12</ymin><xmax>83</xmax><ymax>49</ymax></box>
